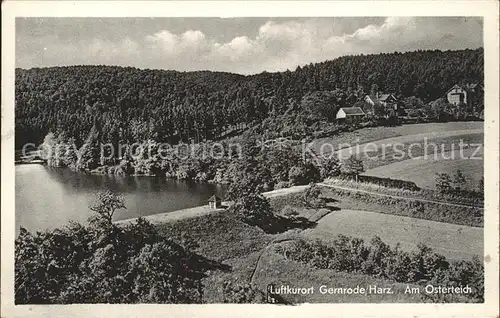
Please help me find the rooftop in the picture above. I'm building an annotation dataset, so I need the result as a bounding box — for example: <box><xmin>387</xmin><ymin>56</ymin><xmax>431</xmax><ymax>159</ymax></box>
<box><xmin>208</xmin><ymin>195</ymin><xmax>222</xmax><ymax>201</ymax></box>
<box><xmin>339</xmin><ymin>107</ymin><xmax>365</xmax><ymax>116</ymax></box>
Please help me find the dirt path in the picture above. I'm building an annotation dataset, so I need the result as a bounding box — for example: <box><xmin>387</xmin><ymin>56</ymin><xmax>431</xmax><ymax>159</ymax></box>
<box><xmin>249</xmin><ymin>208</ymin><xmax>336</xmax><ymax>284</ymax></box>
<box><xmin>249</xmin><ymin>238</ymin><xmax>297</xmax><ymax>285</ymax></box>
<box><xmin>317</xmin><ymin>182</ymin><xmax>483</xmax><ymax>209</ymax></box>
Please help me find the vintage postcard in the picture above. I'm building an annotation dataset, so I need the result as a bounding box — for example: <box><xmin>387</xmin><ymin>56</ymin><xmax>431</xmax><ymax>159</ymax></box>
<box><xmin>1</xmin><ymin>1</ymin><xmax>499</xmax><ymax>317</ymax></box>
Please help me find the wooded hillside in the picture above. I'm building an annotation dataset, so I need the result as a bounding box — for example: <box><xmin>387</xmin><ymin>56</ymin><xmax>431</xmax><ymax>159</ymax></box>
<box><xmin>15</xmin><ymin>48</ymin><xmax>483</xmax><ymax>148</ymax></box>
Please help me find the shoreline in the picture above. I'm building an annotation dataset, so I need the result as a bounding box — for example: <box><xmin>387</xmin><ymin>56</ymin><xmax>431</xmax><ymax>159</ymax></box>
<box><xmin>114</xmin><ymin>185</ymin><xmax>309</xmax><ymax>225</ymax></box>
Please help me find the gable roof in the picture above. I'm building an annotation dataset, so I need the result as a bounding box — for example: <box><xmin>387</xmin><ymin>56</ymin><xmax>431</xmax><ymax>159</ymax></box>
<box><xmin>378</xmin><ymin>94</ymin><xmax>397</xmax><ymax>102</ymax></box>
<box><xmin>446</xmin><ymin>83</ymin><xmax>482</xmax><ymax>95</ymax></box>
<box><xmin>339</xmin><ymin>107</ymin><xmax>365</xmax><ymax>116</ymax></box>
<box><xmin>208</xmin><ymin>195</ymin><xmax>222</xmax><ymax>201</ymax></box>
<box><xmin>446</xmin><ymin>84</ymin><xmax>463</xmax><ymax>94</ymax></box>
<box><xmin>365</xmin><ymin>95</ymin><xmax>382</xmax><ymax>105</ymax></box>
<box><xmin>366</xmin><ymin>94</ymin><xmax>397</xmax><ymax>104</ymax></box>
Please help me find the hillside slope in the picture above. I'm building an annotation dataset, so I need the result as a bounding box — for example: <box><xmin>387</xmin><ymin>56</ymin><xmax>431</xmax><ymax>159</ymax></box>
<box><xmin>15</xmin><ymin>48</ymin><xmax>483</xmax><ymax>147</ymax></box>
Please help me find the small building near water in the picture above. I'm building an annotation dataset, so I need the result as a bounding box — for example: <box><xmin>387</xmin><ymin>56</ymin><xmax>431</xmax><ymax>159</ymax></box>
<box><xmin>208</xmin><ymin>195</ymin><xmax>222</xmax><ymax>209</ymax></box>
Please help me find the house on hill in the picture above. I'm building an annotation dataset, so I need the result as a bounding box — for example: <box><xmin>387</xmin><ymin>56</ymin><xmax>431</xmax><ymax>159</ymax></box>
<box><xmin>446</xmin><ymin>83</ymin><xmax>483</xmax><ymax>107</ymax></box>
<box><xmin>364</xmin><ymin>93</ymin><xmax>402</xmax><ymax>117</ymax></box>
<box><xmin>336</xmin><ymin>107</ymin><xmax>366</xmax><ymax>123</ymax></box>
<box><xmin>365</xmin><ymin>93</ymin><xmax>398</xmax><ymax>108</ymax></box>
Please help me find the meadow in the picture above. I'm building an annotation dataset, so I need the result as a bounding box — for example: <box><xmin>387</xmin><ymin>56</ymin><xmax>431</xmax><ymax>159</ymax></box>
<box><xmin>300</xmin><ymin>209</ymin><xmax>482</xmax><ymax>261</ymax></box>
<box><xmin>311</xmin><ymin>121</ymin><xmax>483</xmax><ymax>155</ymax></box>
<box><xmin>155</xmin><ymin>209</ymin><xmax>476</xmax><ymax>303</ymax></box>
<box><xmin>364</xmin><ymin>147</ymin><xmax>484</xmax><ymax>189</ymax></box>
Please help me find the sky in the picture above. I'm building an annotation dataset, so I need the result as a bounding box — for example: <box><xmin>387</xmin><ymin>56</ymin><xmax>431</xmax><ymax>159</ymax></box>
<box><xmin>16</xmin><ymin>17</ymin><xmax>483</xmax><ymax>74</ymax></box>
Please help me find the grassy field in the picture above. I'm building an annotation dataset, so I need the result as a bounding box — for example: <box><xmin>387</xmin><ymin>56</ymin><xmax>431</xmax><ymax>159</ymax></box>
<box><xmin>156</xmin><ymin>211</ymin><xmax>274</xmax><ymax>264</ymax></box>
<box><xmin>154</xmin><ymin>209</ymin><xmax>474</xmax><ymax>303</ymax></box>
<box><xmin>312</xmin><ymin>121</ymin><xmax>483</xmax><ymax>155</ymax></box>
<box><xmin>364</xmin><ymin>147</ymin><xmax>484</xmax><ymax>189</ymax></box>
<box><xmin>300</xmin><ymin>209</ymin><xmax>483</xmax><ymax>261</ymax></box>
<box><xmin>155</xmin><ymin>210</ymin><xmax>291</xmax><ymax>303</ymax></box>
<box><xmin>356</xmin><ymin>133</ymin><xmax>483</xmax><ymax>170</ymax></box>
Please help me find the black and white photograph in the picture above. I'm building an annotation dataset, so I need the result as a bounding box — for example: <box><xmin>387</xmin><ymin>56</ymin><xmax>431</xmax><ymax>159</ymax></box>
<box><xmin>2</xmin><ymin>1</ymin><xmax>499</xmax><ymax>317</ymax></box>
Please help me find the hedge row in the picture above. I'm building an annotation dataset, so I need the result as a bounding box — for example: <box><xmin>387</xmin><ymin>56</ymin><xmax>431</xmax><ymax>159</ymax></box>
<box><xmin>269</xmin><ymin>193</ymin><xmax>306</xmax><ymax>212</ymax></box>
<box><xmin>276</xmin><ymin>235</ymin><xmax>484</xmax><ymax>302</ymax></box>
<box><xmin>337</xmin><ymin>174</ymin><xmax>421</xmax><ymax>192</ymax></box>
<box><xmin>327</xmin><ymin>177</ymin><xmax>483</xmax><ymax>208</ymax></box>
<box><xmin>324</xmin><ymin>188</ymin><xmax>483</xmax><ymax>227</ymax></box>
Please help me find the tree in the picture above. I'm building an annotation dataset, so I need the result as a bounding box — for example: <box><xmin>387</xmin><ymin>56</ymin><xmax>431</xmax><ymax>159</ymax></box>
<box><xmin>288</xmin><ymin>165</ymin><xmax>306</xmax><ymax>185</ymax></box>
<box><xmin>217</xmin><ymin>279</ymin><xmax>265</xmax><ymax>303</ymax></box>
<box><xmin>229</xmin><ymin>194</ymin><xmax>273</xmax><ymax>227</ymax></box>
<box><xmin>89</xmin><ymin>190</ymin><xmax>126</xmax><ymax>226</ymax></box>
<box><xmin>319</xmin><ymin>156</ymin><xmax>341</xmax><ymax>179</ymax></box>
<box><xmin>353</xmin><ymin>100</ymin><xmax>373</xmax><ymax>117</ymax></box>
<box><xmin>302</xmin><ymin>183</ymin><xmax>325</xmax><ymax>208</ymax></box>
<box><xmin>370</xmin><ymin>83</ymin><xmax>379</xmax><ymax>96</ymax></box>
<box><xmin>301</xmin><ymin>90</ymin><xmax>346</xmax><ymax>122</ymax></box>
<box><xmin>435</xmin><ymin>173</ymin><xmax>452</xmax><ymax>194</ymax></box>
<box><xmin>16</xmin><ymin>49</ymin><xmax>483</xmax><ymax>149</ymax></box>
<box><xmin>477</xmin><ymin>177</ymin><xmax>484</xmax><ymax>196</ymax></box>
<box><xmin>130</xmin><ymin>242</ymin><xmax>202</xmax><ymax>303</ymax></box>
<box><xmin>341</xmin><ymin>155</ymin><xmax>365</xmax><ymax>182</ymax></box>
<box><xmin>288</xmin><ymin>163</ymin><xmax>321</xmax><ymax>185</ymax></box>
<box><xmin>426</xmin><ymin>98</ymin><xmax>452</xmax><ymax>120</ymax></box>
<box><xmin>226</xmin><ymin>172</ymin><xmax>263</xmax><ymax>200</ymax></box>
<box><xmin>452</xmin><ymin>169</ymin><xmax>467</xmax><ymax>193</ymax></box>
<box><xmin>76</xmin><ymin>125</ymin><xmax>102</xmax><ymax>171</ymax></box>
<box><xmin>404</xmin><ymin>96</ymin><xmax>425</xmax><ymax>109</ymax></box>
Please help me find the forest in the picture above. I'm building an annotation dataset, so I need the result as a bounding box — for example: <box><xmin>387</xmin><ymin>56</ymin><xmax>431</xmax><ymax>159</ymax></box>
<box><xmin>15</xmin><ymin>48</ymin><xmax>483</xmax><ymax>149</ymax></box>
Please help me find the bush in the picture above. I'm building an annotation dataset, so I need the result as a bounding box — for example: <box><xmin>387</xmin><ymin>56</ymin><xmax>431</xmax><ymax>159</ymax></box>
<box><xmin>288</xmin><ymin>163</ymin><xmax>321</xmax><ymax>186</ymax></box>
<box><xmin>274</xmin><ymin>181</ymin><xmax>292</xmax><ymax>190</ymax></box>
<box><xmin>219</xmin><ymin>279</ymin><xmax>265</xmax><ymax>303</ymax></box>
<box><xmin>362</xmin><ymin>236</ymin><xmax>392</xmax><ymax>276</ymax></box>
<box><xmin>279</xmin><ymin>235</ymin><xmax>483</xmax><ymax>302</ymax></box>
<box><xmin>436</xmin><ymin>173</ymin><xmax>453</xmax><ymax>194</ymax></box>
<box><xmin>269</xmin><ymin>193</ymin><xmax>305</xmax><ymax>212</ymax></box>
<box><xmin>383</xmin><ymin>245</ymin><xmax>413</xmax><ymax>282</ymax></box>
<box><xmin>407</xmin><ymin>243</ymin><xmax>449</xmax><ymax>282</ymax></box>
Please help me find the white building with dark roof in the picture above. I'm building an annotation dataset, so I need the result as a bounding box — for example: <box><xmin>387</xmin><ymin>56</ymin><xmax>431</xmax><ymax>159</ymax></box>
<box><xmin>446</xmin><ymin>83</ymin><xmax>482</xmax><ymax>106</ymax></box>
<box><xmin>336</xmin><ymin>107</ymin><xmax>366</xmax><ymax>122</ymax></box>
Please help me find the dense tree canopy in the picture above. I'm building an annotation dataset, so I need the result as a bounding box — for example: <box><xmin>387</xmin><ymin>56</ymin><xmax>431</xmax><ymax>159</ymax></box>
<box><xmin>16</xmin><ymin>49</ymin><xmax>483</xmax><ymax>148</ymax></box>
<box><xmin>15</xmin><ymin>192</ymin><xmax>205</xmax><ymax>304</ymax></box>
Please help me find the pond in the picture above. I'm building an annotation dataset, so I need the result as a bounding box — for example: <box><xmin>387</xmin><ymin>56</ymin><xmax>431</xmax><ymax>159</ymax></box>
<box><xmin>15</xmin><ymin>164</ymin><xmax>225</xmax><ymax>233</ymax></box>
